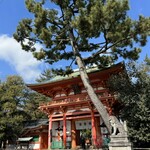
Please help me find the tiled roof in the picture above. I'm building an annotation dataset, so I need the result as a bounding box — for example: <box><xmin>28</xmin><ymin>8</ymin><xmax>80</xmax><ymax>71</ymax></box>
<box><xmin>27</xmin><ymin>62</ymin><xmax>124</xmax><ymax>87</ymax></box>
<box><xmin>17</xmin><ymin>137</ymin><xmax>33</xmax><ymax>142</ymax></box>
<box><xmin>23</xmin><ymin>119</ymin><xmax>48</xmax><ymax>129</ymax></box>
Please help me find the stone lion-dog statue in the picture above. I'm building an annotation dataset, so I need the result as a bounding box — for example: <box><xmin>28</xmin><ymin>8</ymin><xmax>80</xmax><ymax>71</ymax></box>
<box><xmin>109</xmin><ymin>115</ymin><xmax>127</xmax><ymax>135</ymax></box>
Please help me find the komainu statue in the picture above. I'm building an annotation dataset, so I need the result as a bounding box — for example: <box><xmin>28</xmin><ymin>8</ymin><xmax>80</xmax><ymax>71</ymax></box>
<box><xmin>109</xmin><ymin>115</ymin><xmax>127</xmax><ymax>136</ymax></box>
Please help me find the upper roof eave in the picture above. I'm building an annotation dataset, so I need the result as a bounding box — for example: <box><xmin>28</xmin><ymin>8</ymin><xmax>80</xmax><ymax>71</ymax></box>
<box><xmin>26</xmin><ymin>62</ymin><xmax>125</xmax><ymax>88</ymax></box>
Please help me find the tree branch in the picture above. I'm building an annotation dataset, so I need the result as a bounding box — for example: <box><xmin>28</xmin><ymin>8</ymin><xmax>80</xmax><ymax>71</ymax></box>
<box><xmin>84</xmin><ymin>36</ymin><xmax>132</xmax><ymax>61</ymax></box>
<box><xmin>25</xmin><ymin>37</ymin><xmax>43</xmax><ymax>44</ymax></box>
<box><xmin>47</xmin><ymin>19</ymin><xmax>62</xmax><ymax>29</ymax></box>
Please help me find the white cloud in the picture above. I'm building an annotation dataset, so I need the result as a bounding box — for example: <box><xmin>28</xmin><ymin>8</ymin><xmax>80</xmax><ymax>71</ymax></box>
<box><xmin>0</xmin><ymin>34</ymin><xmax>43</xmax><ymax>83</ymax></box>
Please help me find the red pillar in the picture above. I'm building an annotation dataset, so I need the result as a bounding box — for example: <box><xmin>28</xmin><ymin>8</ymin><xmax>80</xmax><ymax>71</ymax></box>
<box><xmin>48</xmin><ymin>115</ymin><xmax>52</xmax><ymax>149</ymax></box>
<box><xmin>71</xmin><ymin>120</ymin><xmax>76</xmax><ymax>149</ymax></box>
<box><xmin>91</xmin><ymin>111</ymin><xmax>97</xmax><ymax>146</ymax></box>
<box><xmin>63</xmin><ymin>113</ymin><xmax>67</xmax><ymax>148</ymax></box>
<box><xmin>39</xmin><ymin>133</ymin><xmax>42</xmax><ymax>150</ymax></box>
<box><xmin>95</xmin><ymin>117</ymin><xmax>102</xmax><ymax>147</ymax></box>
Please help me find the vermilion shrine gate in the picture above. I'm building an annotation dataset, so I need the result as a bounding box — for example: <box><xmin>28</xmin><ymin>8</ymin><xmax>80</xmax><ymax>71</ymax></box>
<box><xmin>27</xmin><ymin>63</ymin><xmax>124</xmax><ymax>150</ymax></box>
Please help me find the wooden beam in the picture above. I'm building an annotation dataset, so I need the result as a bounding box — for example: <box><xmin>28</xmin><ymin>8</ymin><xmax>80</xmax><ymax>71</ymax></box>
<box><xmin>52</xmin><ymin>114</ymin><xmax>100</xmax><ymax>121</ymax></box>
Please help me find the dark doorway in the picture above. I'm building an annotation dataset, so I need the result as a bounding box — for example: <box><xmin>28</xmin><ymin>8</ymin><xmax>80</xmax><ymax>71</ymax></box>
<box><xmin>76</xmin><ymin>129</ymin><xmax>92</xmax><ymax>149</ymax></box>
<box><xmin>76</xmin><ymin>130</ymin><xmax>81</xmax><ymax>146</ymax></box>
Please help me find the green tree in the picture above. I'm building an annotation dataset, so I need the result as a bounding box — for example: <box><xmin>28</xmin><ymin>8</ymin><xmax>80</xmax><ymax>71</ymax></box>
<box><xmin>23</xmin><ymin>69</ymin><xmax>53</xmax><ymax>119</ymax></box>
<box><xmin>36</xmin><ymin>69</ymin><xmax>55</xmax><ymax>82</ymax></box>
<box><xmin>14</xmin><ymin>0</ymin><xmax>150</xmax><ymax>132</ymax></box>
<box><xmin>23</xmin><ymin>88</ymin><xmax>50</xmax><ymax>120</ymax></box>
<box><xmin>0</xmin><ymin>76</ymin><xmax>27</xmax><ymax>148</ymax></box>
<box><xmin>0</xmin><ymin>75</ymin><xmax>50</xmax><ymax>148</ymax></box>
<box><xmin>108</xmin><ymin>59</ymin><xmax>150</xmax><ymax>147</ymax></box>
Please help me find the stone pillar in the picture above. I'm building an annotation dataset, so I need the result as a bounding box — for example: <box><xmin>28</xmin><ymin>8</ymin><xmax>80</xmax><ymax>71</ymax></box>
<box><xmin>71</xmin><ymin>120</ymin><xmax>76</xmax><ymax>149</ymax></box>
<box><xmin>48</xmin><ymin>115</ymin><xmax>52</xmax><ymax>150</ymax></box>
<box><xmin>91</xmin><ymin>111</ymin><xmax>97</xmax><ymax>146</ymax></box>
<box><xmin>109</xmin><ymin>134</ymin><xmax>132</xmax><ymax>150</ymax></box>
<box><xmin>63</xmin><ymin>113</ymin><xmax>67</xmax><ymax>148</ymax></box>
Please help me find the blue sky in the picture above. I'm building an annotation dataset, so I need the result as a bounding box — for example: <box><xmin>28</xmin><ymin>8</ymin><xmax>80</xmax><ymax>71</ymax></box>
<box><xmin>0</xmin><ymin>0</ymin><xmax>150</xmax><ymax>83</ymax></box>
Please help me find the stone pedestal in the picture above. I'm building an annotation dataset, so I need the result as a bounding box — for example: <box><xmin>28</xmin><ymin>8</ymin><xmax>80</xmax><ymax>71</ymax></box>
<box><xmin>109</xmin><ymin>134</ymin><xmax>132</xmax><ymax>150</ymax></box>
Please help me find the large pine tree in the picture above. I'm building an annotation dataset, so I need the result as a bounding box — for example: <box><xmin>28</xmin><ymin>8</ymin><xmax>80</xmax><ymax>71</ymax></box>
<box><xmin>14</xmin><ymin>0</ymin><xmax>150</xmax><ymax>132</ymax></box>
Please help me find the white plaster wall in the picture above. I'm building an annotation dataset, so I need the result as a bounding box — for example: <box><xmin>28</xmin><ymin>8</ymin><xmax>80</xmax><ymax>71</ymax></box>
<box><xmin>66</xmin><ymin>121</ymin><xmax>71</xmax><ymax>136</ymax></box>
<box><xmin>52</xmin><ymin>121</ymin><xmax>71</xmax><ymax>142</ymax></box>
<box><xmin>75</xmin><ymin>120</ymin><xmax>91</xmax><ymax>130</ymax></box>
<box><xmin>29</xmin><ymin>143</ymin><xmax>39</xmax><ymax>149</ymax></box>
<box><xmin>52</xmin><ymin>121</ymin><xmax>58</xmax><ymax>136</ymax></box>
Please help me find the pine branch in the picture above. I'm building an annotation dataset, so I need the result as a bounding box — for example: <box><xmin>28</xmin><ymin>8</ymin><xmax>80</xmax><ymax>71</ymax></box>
<box><xmin>47</xmin><ymin>19</ymin><xmax>62</xmax><ymax>29</ymax></box>
<box><xmin>84</xmin><ymin>36</ymin><xmax>132</xmax><ymax>61</ymax></box>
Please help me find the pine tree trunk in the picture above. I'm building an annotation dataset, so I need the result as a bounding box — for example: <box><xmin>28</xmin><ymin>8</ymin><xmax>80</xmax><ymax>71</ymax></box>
<box><xmin>69</xmin><ymin>29</ymin><xmax>111</xmax><ymax>133</ymax></box>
